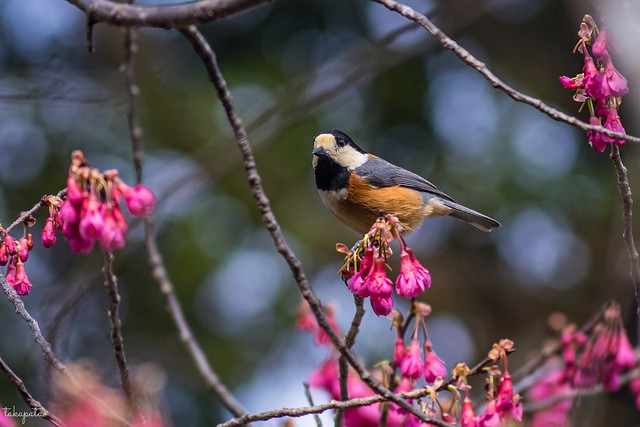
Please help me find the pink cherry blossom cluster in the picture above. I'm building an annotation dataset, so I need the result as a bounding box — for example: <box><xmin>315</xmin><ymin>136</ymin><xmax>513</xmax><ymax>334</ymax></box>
<box><xmin>338</xmin><ymin>214</ymin><xmax>431</xmax><ymax>316</ymax></box>
<box><xmin>560</xmin><ymin>15</ymin><xmax>629</xmax><ymax>152</ymax></box>
<box><xmin>55</xmin><ymin>150</ymin><xmax>155</xmax><ymax>254</ymax></box>
<box><xmin>454</xmin><ymin>340</ymin><xmax>522</xmax><ymax>427</ymax></box>
<box><xmin>526</xmin><ymin>302</ymin><xmax>637</xmax><ymax>425</ymax></box>
<box><xmin>0</xmin><ymin>226</ymin><xmax>35</xmax><ymax>296</ymax></box>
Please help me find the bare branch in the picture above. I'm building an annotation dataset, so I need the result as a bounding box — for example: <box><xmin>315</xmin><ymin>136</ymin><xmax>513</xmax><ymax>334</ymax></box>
<box><xmin>101</xmin><ymin>251</ymin><xmax>134</xmax><ymax>410</ymax></box>
<box><xmin>609</xmin><ymin>145</ymin><xmax>640</xmax><ymax>312</ymax></box>
<box><xmin>179</xmin><ymin>25</ymin><xmax>453</xmax><ymax>427</ymax></box>
<box><xmin>143</xmin><ymin>217</ymin><xmax>248</xmax><ymax>418</ymax></box>
<box><xmin>3</xmin><ymin>189</ymin><xmax>67</xmax><ymax>235</ymax></box>
<box><xmin>64</xmin><ymin>0</ymin><xmax>277</xmax><ymax>29</ymax></box>
<box><xmin>0</xmin><ymin>355</ymin><xmax>62</xmax><ymax>426</ymax></box>
<box><xmin>370</xmin><ymin>0</ymin><xmax>640</xmax><ymax>145</ymax></box>
<box><xmin>122</xmin><ymin>25</ymin><xmax>144</xmax><ymax>184</ymax></box>
<box><xmin>0</xmin><ymin>272</ymin><xmax>68</xmax><ymax>377</ymax></box>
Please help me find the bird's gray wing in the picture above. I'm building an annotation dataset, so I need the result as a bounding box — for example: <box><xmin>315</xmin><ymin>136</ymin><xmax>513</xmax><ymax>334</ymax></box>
<box><xmin>353</xmin><ymin>156</ymin><xmax>455</xmax><ymax>202</ymax></box>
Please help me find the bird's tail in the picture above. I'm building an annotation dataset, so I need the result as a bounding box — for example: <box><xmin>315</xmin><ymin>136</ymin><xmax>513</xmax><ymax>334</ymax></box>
<box><xmin>440</xmin><ymin>199</ymin><xmax>501</xmax><ymax>232</ymax></box>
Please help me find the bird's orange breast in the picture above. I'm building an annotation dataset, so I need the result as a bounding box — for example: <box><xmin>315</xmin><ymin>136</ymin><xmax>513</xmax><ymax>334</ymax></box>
<box><xmin>324</xmin><ymin>174</ymin><xmax>427</xmax><ymax>234</ymax></box>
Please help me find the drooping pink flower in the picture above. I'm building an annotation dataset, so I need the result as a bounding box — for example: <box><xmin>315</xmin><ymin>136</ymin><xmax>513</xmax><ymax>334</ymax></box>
<box><xmin>0</xmin><ymin>242</ymin><xmax>7</xmax><ymax>266</ymax></box>
<box><xmin>528</xmin><ymin>366</ymin><xmax>573</xmax><ymax>427</ymax></box>
<box><xmin>478</xmin><ymin>399</ymin><xmax>500</xmax><ymax>427</ymax></box>
<box><xmin>123</xmin><ymin>184</ymin><xmax>156</xmax><ymax>217</ymax></box>
<box><xmin>592</xmin><ymin>29</ymin><xmax>608</xmax><ymax>59</ymax></box>
<box><xmin>601</xmin><ymin>106</ymin><xmax>626</xmax><ymax>146</ymax></box>
<box><xmin>309</xmin><ymin>358</ymin><xmax>340</xmax><ymax>399</ymax></box>
<box><xmin>66</xmin><ymin>176</ymin><xmax>83</xmax><ymax>205</ymax></box>
<box><xmin>5</xmin><ymin>258</ymin><xmax>16</xmax><ymax>287</ymax></box>
<box><xmin>370</xmin><ymin>294</ymin><xmax>394</xmax><ymax>317</ymax></box>
<box><xmin>78</xmin><ymin>195</ymin><xmax>105</xmax><ymax>242</ymax></box>
<box><xmin>42</xmin><ymin>217</ymin><xmax>57</xmax><ymax>248</ymax></box>
<box><xmin>100</xmin><ymin>208</ymin><xmax>126</xmax><ymax>252</ymax></box>
<box><xmin>4</xmin><ymin>235</ymin><xmax>17</xmax><ymax>256</ymax></box>
<box><xmin>583</xmin><ymin>54</ymin><xmax>604</xmax><ymax>100</ymax></box>
<box><xmin>461</xmin><ymin>392</ymin><xmax>478</xmax><ymax>427</ymax></box>
<box><xmin>559</xmin><ymin>74</ymin><xmax>584</xmax><ymax>90</ymax></box>
<box><xmin>614</xmin><ymin>329</ymin><xmax>637</xmax><ymax>369</ymax></box>
<box><xmin>395</xmin><ymin>249</ymin><xmax>430</xmax><ymax>299</ymax></box>
<box><xmin>602</xmin><ymin>61</ymin><xmax>629</xmax><ymax>98</ymax></box>
<box><xmin>393</xmin><ymin>337</ymin><xmax>405</xmax><ymax>366</ymax></box>
<box><xmin>495</xmin><ymin>372</ymin><xmax>522</xmax><ymax>422</ymax></box>
<box><xmin>423</xmin><ymin>341</ymin><xmax>446</xmax><ymax>383</ymax></box>
<box><xmin>587</xmin><ymin>116</ymin><xmax>607</xmax><ymax>153</ymax></box>
<box><xmin>400</xmin><ymin>339</ymin><xmax>424</xmax><ymax>380</ymax></box>
<box><xmin>13</xmin><ymin>260</ymin><xmax>32</xmax><ymax>296</ymax></box>
<box><xmin>59</xmin><ymin>199</ymin><xmax>79</xmax><ymax>229</ymax></box>
<box><xmin>17</xmin><ymin>237</ymin><xmax>29</xmax><ymax>262</ymax></box>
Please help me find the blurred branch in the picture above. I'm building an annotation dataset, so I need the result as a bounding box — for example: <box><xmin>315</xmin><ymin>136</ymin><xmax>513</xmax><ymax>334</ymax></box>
<box><xmin>610</xmin><ymin>145</ymin><xmax>640</xmax><ymax>312</ymax></box>
<box><xmin>336</xmin><ymin>295</ymin><xmax>365</xmax><ymax>427</ymax></box>
<box><xmin>524</xmin><ymin>367</ymin><xmax>640</xmax><ymax>413</ymax></box>
<box><xmin>180</xmin><ymin>24</ymin><xmax>452</xmax><ymax>427</ymax></box>
<box><xmin>0</xmin><ymin>275</ymin><xmax>69</xmax><ymax>377</ymax></box>
<box><xmin>370</xmin><ymin>0</ymin><xmax>640</xmax><ymax>145</ymax></box>
<box><xmin>0</xmin><ymin>355</ymin><xmax>62</xmax><ymax>426</ymax></box>
<box><xmin>64</xmin><ymin>0</ymin><xmax>277</xmax><ymax>28</ymax></box>
<box><xmin>143</xmin><ymin>216</ymin><xmax>248</xmax><ymax>417</ymax></box>
<box><xmin>122</xmin><ymin>24</ymin><xmax>144</xmax><ymax>184</ymax></box>
<box><xmin>303</xmin><ymin>382</ymin><xmax>323</xmax><ymax>427</ymax></box>
<box><xmin>101</xmin><ymin>251</ymin><xmax>134</xmax><ymax>411</ymax></box>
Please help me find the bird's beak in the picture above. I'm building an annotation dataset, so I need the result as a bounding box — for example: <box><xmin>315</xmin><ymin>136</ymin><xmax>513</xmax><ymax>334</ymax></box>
<box><xmin>312</xmin><ymin>146</ymin><xmax>328</xmax><ymax>157</ymax></box>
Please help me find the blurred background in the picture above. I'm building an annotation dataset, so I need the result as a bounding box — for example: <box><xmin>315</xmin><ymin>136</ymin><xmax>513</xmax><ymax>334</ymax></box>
<box><xmin>0</xmin><ymin>0</ymin><xmax>639</xmax><ymax>425</ymax></box>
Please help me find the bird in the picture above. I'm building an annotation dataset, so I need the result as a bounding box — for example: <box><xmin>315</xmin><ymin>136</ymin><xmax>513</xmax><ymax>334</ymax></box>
<box><xmin>312</xmin><ymin>130</ymin><xmax>501</xmax><ymax>235</ymax></box>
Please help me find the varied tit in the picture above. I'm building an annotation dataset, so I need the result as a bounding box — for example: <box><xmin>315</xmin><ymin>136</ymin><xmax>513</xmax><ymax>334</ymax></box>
<box><xmin>312</xmin><ymin>130</ymin><xmax>501</xmax><ymax>235</ymax></box>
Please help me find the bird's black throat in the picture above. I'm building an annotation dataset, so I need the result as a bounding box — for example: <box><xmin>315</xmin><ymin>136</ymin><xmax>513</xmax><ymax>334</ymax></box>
<box><xmin>314</xmin><ymin>156</ymin><xmax>350</xmax><ymax>192</ymax></box>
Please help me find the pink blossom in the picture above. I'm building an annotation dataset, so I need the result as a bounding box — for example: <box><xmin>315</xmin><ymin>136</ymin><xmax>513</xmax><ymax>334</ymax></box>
<box><xmin>528</xmin><ymin>367</ymin><xmax>573</xmax><ymax>427</ymax></box>
<box><xmin>559</xmin><ymin>74</ymin><xmax>583</xmax><ymax>90</ymax></box>
<box><xmin>365</xmin><ymin>257</ymin><xmax>393</xmax><ymax>296</ymax></box>
<box><xmin>615</xmin><ymin>329</ymin><xmax>637</xmax><ymax>369</ymax></box>
<box><xmin>100</xmin><ymin>208</ymin><xmax>126</xmax><ymax>252</ymax></box>
<box><xmin>0</xmin><ymin>243</ymin><xmax>7</xmax><ymax>266</ymax></box>
<box><xmin>4</xmin><ymin>235</ymin><xmax>17</xmax><ymax>256</ymax></box>
<box><xmin>496</xmin><ymin>372</ymin><xmax>522</xmax><ymax>422</ymax></box>
<box><xmin>393</xmin><ymin>337</ymin><xmax>405</xmax><ymax>366</ymax></box>
<box><xmin>66</xmin><ymin>176</ymin><xmax>83</xmax><ymax>205</ymax></box>
<box><xmin>400</xmin><ymin>339</ymin><xmax>424</xmax><ymax>380</ymax></box>
<box><xmin>461</xmin><ymin>395</ymin><xmax>478</xmax><ymax>427</ymax></box>
<box><xmin>347</xmin><ymin>272</ymin><xmax>369</xmax><ymax>298</ymax></box>
<box><xmin>5</xmin><ymin>258</ymin><xmax>16</xmax><ymax>287</ymax></box>
<box><xmin>59</xmin><ymin>199</ymin><xmax>79</xmax><ymax>228</ymax></box>
<box><xmin>13</xmin><ymin>260</ymin><xmax>32</xmax><ymax>296</ymax></box>
<box><xmin>478</xmin><ymin>399</ymin><xmax>500</xmax><ymax>427</ymax></box>
<box><xmin>42</xmin><ymin>217</ymin><xmax>57</xmax><ymax>248</ymax></box>
<box><xmin>309</xmin><ymin>358</ymin><xmax>340</xmax><ymax>399</ymax></box>
<box><xmin>123</xmin><ymin>184</ymin><xmax>156</xmax><ymax>217</ymax></box>
<box><xmin>601</xmin><ymin>106</ymin><xmax>626</xmax><ymax>146</ymax></box>
<box><xmin>17</xmin><ymin>237</ymin><xmax>29</xmax><ymax>262</ymax></box>
<box><xmin>592</xmin><ymin>29</ymin><xmax>608</xmax><ymax>59</ymax></box>
<box><xmin>603</xmin><ymin>61</ymin><xmax>629</xmax><ymax>97</ymax></box>
<box><xmin>423</xmin><ymin>341</ymin><xmax>446</xmax><ymax>383</ymax></box>
<box><xmin>370</xmin><ymin>294</ymin><xmax>394</xmax><ymax>317</ymax></box>
<box><xmin>395</xmin><ymin>249</ymin><xmax>430</xmax><ymax>299</ymax></box>
<box><xmin>78</xmin><ymin>196</ymin><xmax>105</xmax><ymax>242</ymax></box>
<box><xmin>583</xmin><ymin>54</ymin><xmax>604</xmax><ymax>99</ymax></box>
<box><xmin>587</xmin><ymin>116</ymin><xmax>607</xmax><ymax>153</ymax></box>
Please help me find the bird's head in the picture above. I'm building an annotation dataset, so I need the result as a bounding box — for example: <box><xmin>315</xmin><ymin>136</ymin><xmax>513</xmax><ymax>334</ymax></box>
<box><xmin>312</xmin><ymin>130</ymin><xmax>368</xmax><ymax>170</ymax></box>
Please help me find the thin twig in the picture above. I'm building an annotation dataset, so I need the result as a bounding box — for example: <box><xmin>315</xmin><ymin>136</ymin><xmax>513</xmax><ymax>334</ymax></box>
<box><xmin>303</xmin><ymin>382</ymin><xmax>323</xmax><ymax>427</ymax></box>
<box><xmin>0</xmin><ymin>355</ymin><xmax>62</xmax><ymax>426</ymax></box>
<box><xmin>370</xmin><ymin>0</ymin><xmax>640</xmax><ymax>146</ymax></box>
<box><xmin>335</xmin><ymin>295</ymin><xmax>365</xmax><ymax>426</ymax></box>
<box><xmin>610</xmin><ymin>145</ymin><xmax>640</xmax><ymax>312</ymax></box>
<box><xmin>122</xmin><ymin>25</ymin><xmax>144</xmax><ymax>184</ymax></box>
<box><xmin>143</xmin><ymin>216</ymin><xmax>248</xmax><ymax>418</ymax></box>
<box><xmin>65</xmin><ymin>0</ymin><xmax>277</xmax><ymax>28</ymax></box>
<box><xmin>101</xmin><ymin>251</ymin><xmax>134</xmax><ymax>410</ymax></box>
<box><xmin>0</xmin><ymin>274</ymin><xmax>69</xmax><ymax>376</ymax></box>
<box><xmin>3</xmin><ymin>189</ymin><xmax>67</xmax><ymax>235</ymax></box>
<box><xmin>180</xmin><ymin>25</ymin><xmax>452</xmax><ymax>427</ymax></box>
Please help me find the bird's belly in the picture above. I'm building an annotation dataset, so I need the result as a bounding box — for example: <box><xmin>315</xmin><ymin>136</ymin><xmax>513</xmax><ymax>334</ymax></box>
<box><xmin>318</xmin><ymin>187</ymin><xmax>427</xmax><ymax>234</ymax></box>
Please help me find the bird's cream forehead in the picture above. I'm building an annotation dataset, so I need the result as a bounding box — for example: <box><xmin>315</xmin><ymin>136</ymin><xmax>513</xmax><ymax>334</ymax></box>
<box><xmin>313</xmin><ymin>133</ymin><xmax>368</xmax><ymax>169</ymax></box>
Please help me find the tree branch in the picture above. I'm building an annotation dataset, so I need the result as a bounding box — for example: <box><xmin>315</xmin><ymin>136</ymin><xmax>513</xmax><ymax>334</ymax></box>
<box><xmin>370</xmin><ymin>0</ymin><xmax>640</xmax><ymax>145</ymax></box>
<box><xmin>179</xmin><ymin>25</ymin><xmax>452</xmax><ymax>427</ymax></box>
<box><xmin>0</xmin><ymin>275</ymin><xmax>69</xmax><ymax>377</ymax></box>
<box><xmin>610</xmin><ymin>145</ymin><xmax>640</xmax><ymax>312</ymax></box>
<box><xmin>101</xmin><ymin>251</ymin><xmax>134</xmax><ymax>411</ymax></box>
<box><xmin>0</xmin><ymin>355</ymin><xmax>62</xmax><ymax>426</ymax></box>
<box><xmin>64</xmin><ymin>0</ymin><xmax>277</xmax><ymax>29</ymax></box>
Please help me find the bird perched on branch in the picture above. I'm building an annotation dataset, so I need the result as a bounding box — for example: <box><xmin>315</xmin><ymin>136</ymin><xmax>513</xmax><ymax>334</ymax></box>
<box><xmin>312</xmin><ymin>130</ymin><xmax>500</xmax><ymax>235</ymax></box>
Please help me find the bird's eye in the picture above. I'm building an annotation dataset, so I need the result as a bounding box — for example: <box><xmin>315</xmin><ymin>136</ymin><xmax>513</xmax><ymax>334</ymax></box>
<box><xmin>336</xmin><ymin>137</ymin><xmax>346</xmax><ymax>148</ymax></box>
